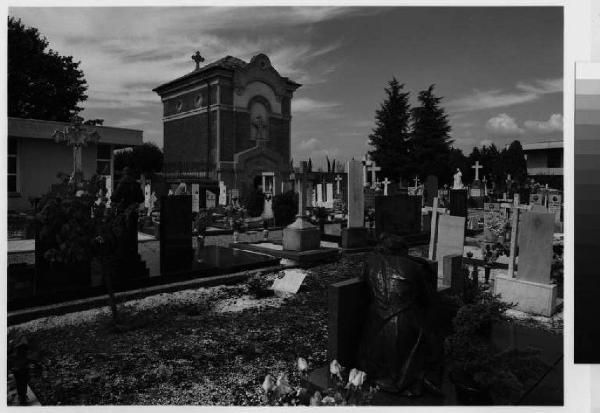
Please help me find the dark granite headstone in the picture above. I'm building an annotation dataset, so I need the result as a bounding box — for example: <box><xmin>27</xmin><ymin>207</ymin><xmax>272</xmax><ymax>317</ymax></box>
<box><xmin>443</xmin><ymin>254</ymin><xmax>464</xmax><ymax>292</ymax></box>
<box><xmin>375</xmin><ymin>194</ymin><xmax>421</xmax><ymax>238</ymax></box>
<box><xmin>449</xmin><ymin>189</ymin><xmax>468</xmax><ymax>218</ymax></box>
<box><xmin>425</xmin><ymin>175</ymin><xmax>438</xmax><ymax>207</ymax></box>
<box><xmin>160</xmin><ymin>196</ymin><xmax>193</xmax><ymax>273</ymax></box>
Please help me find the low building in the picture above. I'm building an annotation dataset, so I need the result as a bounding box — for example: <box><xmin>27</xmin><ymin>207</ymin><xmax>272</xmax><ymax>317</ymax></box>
<box><xmin>7</xmin><ymin>117</ymin><xmax>144</xmax><ymax>211</ymax></box>
<box><xmin>522</xmin><ymin>140</ymin><xmax>563</xmax><ymax>189</ymax></box>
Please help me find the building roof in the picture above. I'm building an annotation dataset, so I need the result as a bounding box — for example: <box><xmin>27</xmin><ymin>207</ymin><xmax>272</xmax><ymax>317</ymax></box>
<box><xmin>153</xmin><ymin>53</ymin><xmax>301</xmax><ymax>96</ymax></box>
<box><xmin>8</xmin><ymin>117</ymin><xmax>144</xmax><ymax>147</ymax></box>
<box><xmin>522</xmin><ymin>141</ymin><xmax>563</xmax><ymax>151</ymax></box>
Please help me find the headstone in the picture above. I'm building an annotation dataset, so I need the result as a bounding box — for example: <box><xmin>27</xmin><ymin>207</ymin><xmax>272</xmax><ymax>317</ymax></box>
<box><xmin>206</xmin><ymin>190</ymin><xmax>216</xmax><ymax>209</ymax></box>
<box><xmin>425</xmin><ymin>175</ymin><xmax>438</xmax><ymax>207</ymax></box>
<box><xmin>316</xmin><ymin>183</ymin><xmax>324</xmax><ymax>205</ymax></box>
<box><xmin>347</xmin><ymin>160</ymin><xmax>364</xmax><ymax>228</ymax></box>
<box><xmin>375</xmin><ymin>195</ymin><xmax>421</xmax><ymax>238</ymax></box>
<box><xmin>326</xmin><ymin>183</ymin><xmax>334</xmax><ymax>207</ymax></box>
<box><xmin>449</xmin><ymin>189</ymin><xmax>468</xmax><ymax>218</ymax></box>
<box><xmin>192</xmin><ymin>184</ymin><xmax>200</xmax><ymax>212</ymax></box>
<box><xmin>530</xmin><ymin>193</ymin><xmax>544</xmax><ymax>206</ymax></box>
<box><xmin>160</xmin><ymin>195</ymin><xmax>193</xmax><ymax>273</ymax></box>
<box><xmin>271</xmin><ymin>269</ymin><xmax>307</xmax><ymax>296</ymax></box>
<box><xmin>517</xmin><ymin>212</ymin><xmax>555</xmax><ymax>284</ymax></box>
<box><xmin>219</xmin><ymin>181</ymin><xmax>227</xmax><ymax>205</ymax></box>
<box><xmin>548</xmin><ymin>194</ymin><xmax>562</xmax><ymax>223</ymax></box>
<box><xmin>144</xmin><ymin>184</ymin><xmax>151</xmax><ymax>208</ymax></box>
<box><xmin>443</xmin><ymin>254</ymin><xmax>464</xmax><ymax>291</ymax></box>
<box><xmin>435</xmin><ymin>214</ymin><xmax>466</xmax><ymax>277</ymax></box>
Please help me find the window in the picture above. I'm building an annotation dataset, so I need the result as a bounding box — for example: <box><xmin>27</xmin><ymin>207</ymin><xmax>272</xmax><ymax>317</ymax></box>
<box><xmin>97</xmin><ymin>144</ymin><xmax>112</xmax><ymax>175</ymax></box>
<box><xmin>8</xmin><ymin>138</ymin><xmax>17</xmax><ymax>193</ymax></box>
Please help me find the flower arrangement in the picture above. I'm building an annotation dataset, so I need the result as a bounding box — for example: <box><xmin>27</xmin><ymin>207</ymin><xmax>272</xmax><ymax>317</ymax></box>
<box><xmin>261</xmin><ymin>359</ymin><xmax>377</xmax><ymax>406</ymax></box>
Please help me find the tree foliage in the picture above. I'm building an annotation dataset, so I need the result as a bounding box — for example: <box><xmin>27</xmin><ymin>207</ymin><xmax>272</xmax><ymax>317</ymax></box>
<box><xmin>368</xmin><ymin>78</ymin><xmax>412</xmax><ymax>181</ymax></box>
<box><xmin>114</xmin><ymin>143</ymin><xmax>164</xmax><ymax>178</ymax></box>
<box><xmin>8</xmin><ymin>17</ymin><xmax>88</xmax><ymax>122</ymax></box>
<box><xmin>409</xmin><ymin>84</ymin><xmax>453</xmax><ymax>182</ymax></box>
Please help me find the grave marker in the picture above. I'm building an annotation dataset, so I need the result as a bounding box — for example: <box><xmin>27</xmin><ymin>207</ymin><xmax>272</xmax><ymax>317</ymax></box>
<box><xmin>424</xmin><ymin>197</ymin><xmax>449</xmax><ymax>260</ymax></box>
<box><xmin>342</xmin><ymin>160</ymin><xmax>367</xmax><ymax>248</ymax></box>
<box><xmin>219</xmin><ymin>181</ymin><xmax>227</xmax><ymax>205</ymax></box>
<box><xmin>192</xmin><ymin>184</ymin><xmax>200</xmax><ymax>212</ymax></box>
<box><xmin>271</xmin><ymin>269</ymin><xmax>307</xmax><ymax>296</ymax></box>
<box><xmin>382</xmin><ymin>177</ymin><xmax>392</xmax><ymax>196</ymax></box>
<box><xmin>435</xmin><ymin>214</ymin><xmax>466</xmax><ymax>278</ymax></box>
<box><xmin>449</xmin><ymin>189</ymin><xmax>468</xmax><ymax>218</ymax></box>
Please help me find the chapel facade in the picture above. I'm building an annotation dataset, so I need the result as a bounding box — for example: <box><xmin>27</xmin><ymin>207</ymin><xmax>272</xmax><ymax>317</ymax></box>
<box><xmin>153</xmin><ymin>52</ymin><xmax>301</xmax><ymax>202</ymax></box>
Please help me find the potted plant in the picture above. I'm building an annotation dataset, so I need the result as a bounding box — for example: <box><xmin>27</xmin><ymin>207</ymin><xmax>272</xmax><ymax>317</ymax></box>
<box><xmin>445</xmin><ymin>289</ymin><xmax>546</xmax><ymax>405</ymax></box>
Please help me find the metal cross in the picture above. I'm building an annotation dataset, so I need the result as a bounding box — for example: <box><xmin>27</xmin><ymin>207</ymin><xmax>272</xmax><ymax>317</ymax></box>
<box><xmin>192</xmin><ymin>51</ymin><xmax>205</xmax><ymax>70</ymax></box>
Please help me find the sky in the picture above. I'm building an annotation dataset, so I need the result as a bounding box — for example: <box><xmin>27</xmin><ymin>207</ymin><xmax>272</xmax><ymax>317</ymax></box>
<box><xmin>9</xmin><ymin>6</ymin><xmax>563</xmax><ymax>169</ymax></box>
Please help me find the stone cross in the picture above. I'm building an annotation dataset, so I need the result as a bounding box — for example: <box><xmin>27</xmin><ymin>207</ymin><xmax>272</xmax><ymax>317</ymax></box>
<box><xmin>192</xmin><ymin>51</ymin><xmax>205</xmax><ymax>70</ymax></box>
<box><xmin>382</xmin><ymin>177</ymin><xmax>391</xmax><ymax>196</ymax></box>
<box><xmin>500</xmin><ymin>194</ymin><xmax>533</xmax><ymax>278</ymax></box>
<box><xmin>413</xmin><ymin>176</ymin><xmax>420</xmax><ymax>189</ymax></box>
<box><xmin>52</xmin><ymin>122</ymin><xmax>100</xmax><ymax>183</ymax></box>
<box><xmin>471</xmin><ymin>161</ymin><xmax>483</xmax><ymax>181</ymax></box>
<box><xmin>367</xmin><ymin>161</ymin><xmax>381</xmax><ymax>189</ymax></box>
<box><xmin>335</xmin><ymin>174</ymin><xmax>343</xmax><ymax>195</ymax></box>
<box><xmin>422</xmin><ymin>197</ymin><xmax>448</xmax><ymax>260</ymax></box>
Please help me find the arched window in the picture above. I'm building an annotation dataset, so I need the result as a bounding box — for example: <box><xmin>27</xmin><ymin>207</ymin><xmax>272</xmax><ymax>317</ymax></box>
<box><xmin>249</xmin><ymin>96</ymin><xmax>271</xmax><ymax>142</ymax></box>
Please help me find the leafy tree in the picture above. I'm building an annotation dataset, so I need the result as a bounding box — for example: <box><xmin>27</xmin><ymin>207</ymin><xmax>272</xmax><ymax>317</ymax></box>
<box><xmin>368</xmin><ymin>78</ymin><xmax>412</xmax><ymax>181</ymax></box>
<box><xmin>114</xmin><ymin>142</ymin><xmax>163</xmax><ymax>189</ymax></box>
<box><xmin>409</xmin><ymin>84</ymin><xmax>453</xmax><ymax>182</ymax></box>
<box><xmin>501</xmin><ymin>140</ymin><xmax>528</xmax><ymax>186</ymax></box>
<box><xmin>273</xmin><ymin>190</ymin><xmax>298</xmax><ymax>226</ymax></box>
<box><xmin>8</xmin><ymin>17</ymin><xmax>88</xmax><ymax>122</ymax></box>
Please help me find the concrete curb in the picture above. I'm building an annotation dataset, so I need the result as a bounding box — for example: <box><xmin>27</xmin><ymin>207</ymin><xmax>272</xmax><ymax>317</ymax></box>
<box><xmin>8</xmin><ymin>264</ymin><xmax>285</xmax><ymax>326</ymax></box>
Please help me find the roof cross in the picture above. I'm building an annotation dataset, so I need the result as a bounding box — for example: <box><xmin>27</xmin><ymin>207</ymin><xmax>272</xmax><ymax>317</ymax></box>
<box><xmin>192</xmin><ymin>51</ymin><xmax>205</xmax><ymax>70</ymax></box>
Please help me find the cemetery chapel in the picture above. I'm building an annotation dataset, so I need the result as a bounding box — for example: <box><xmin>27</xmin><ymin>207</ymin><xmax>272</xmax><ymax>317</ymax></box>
<box><xmin>153</xmin><ymin>52</ymin><xmax>301</xmax><ymax>201</ymax></box>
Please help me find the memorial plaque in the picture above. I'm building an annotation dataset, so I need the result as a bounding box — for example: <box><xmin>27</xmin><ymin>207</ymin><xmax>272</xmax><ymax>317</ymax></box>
<box><xmin>548</xmin><ymin>194</ymin><xmax>562</xmax><ymax>222</ymax></box>
<box><xmin>517</xmin><ymin>212</ymin><xmax>554</xmax><ymax>284</ymax></box>
<box><xmin>530</xmin><ymin>193</ymin><xmax>544</xmax><ymax>206</ymax></box>
<box><xmin>206</xmin><ymin>190</ymin><xmax>216</xmax><ymax>209</ymax></box>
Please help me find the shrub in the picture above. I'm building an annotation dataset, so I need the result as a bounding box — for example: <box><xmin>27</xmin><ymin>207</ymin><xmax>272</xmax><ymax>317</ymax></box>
<box><xmin>273</xmin><ymin>191</ymin><xmax>298</xmax><ymax>226</ymax></box>
<box><xmin>244</xmin><ymin>188</ymin><xmax>264</xmax><ymax>217</ymax></box>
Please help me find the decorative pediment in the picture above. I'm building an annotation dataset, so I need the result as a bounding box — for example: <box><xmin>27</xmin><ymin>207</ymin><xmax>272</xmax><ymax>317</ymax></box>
<box><xmin>233</xmin><ymin>54</ymin><xmax>298</xmax><ymax>101</ymax></box>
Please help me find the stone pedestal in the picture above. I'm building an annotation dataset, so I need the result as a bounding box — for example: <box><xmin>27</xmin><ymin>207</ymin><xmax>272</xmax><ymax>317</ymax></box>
<box><xmin>494</xmin><ymin>275</ymin><xmax>558</xmax><ymax>317</ymax></box>
<box><xmin>282</xmin><ymin>216</ymin><xmax>320</xmax><ymax>251</ymax></box>
<box><xmin>341</xmin><ymin>226</ymin><xmax>368</xmax><ymax>249</ymax></box>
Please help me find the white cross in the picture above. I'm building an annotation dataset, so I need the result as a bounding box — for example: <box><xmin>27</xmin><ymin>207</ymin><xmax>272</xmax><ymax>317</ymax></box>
<box><xmin>335</xmin><ymin>174</ymin><xmax>343</xmax><ymax>195</ymax></box>
<box><xmin>362</xmin><ymin>155</ymin><xmax>371</xmax><ymax>187</ymax></box>
<box><xmin>367</xmin><ymin>161</ymin><xmax>381</xmax><ymax>188</ymax></box>
<box><xmin>413</xmin><ymin>176</ymin><xmax>420</xmax><ymax>189</ymax></box>
<box><xmin>382</xmin><ymin>177</ymin><xmax>391</xmax><ymax>196</ymax></box>
<box><xmin>422</xmin><ymin>197</ymin><xmax>449</xmax><ymax>261</ymax></box>
<box><xmin>471</xmin><ymin>161</ymin><xmax>483</xmax><ymax>181</ymax></box>
<box><xmin>504</xmin><ymin>194</ymin><xmax>531</xmax><ymax>278</ymax></box>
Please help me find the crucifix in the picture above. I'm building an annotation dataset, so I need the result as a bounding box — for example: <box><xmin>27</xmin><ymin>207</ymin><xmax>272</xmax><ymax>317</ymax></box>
<box><xmin>252</xmin><ymin>115</ymin><xmax>268</xmax><ymax>143</ymax></box>
<box><xmin>367</xmin><ymin>161</ymin><xmax>381</xmax><ymax>189</ymax></box>
<box><xmin>192</xmin><ymin>51</ymin><xmax>205</xmax><ymax>70</ymax></box>
<box><xmin>422</xmin><ymin>197</ymin><xmax>449</xmax><ymax>260</ymax></box>
<box><xmin>471</xmin><ymin>161</ymin><xmax>483</xmax><ymax>181</ymax></box>
<box><xmin>52</xmin><ymin>122</ymin><xmax>100</xmax><ymax>184</ymax></box>
<box><xmin>382</xmin><ymin>177</ymin><xmax>391</xmax><ymax>196</ymax></box>
<box><xmin>335</xmin><ymin>174</ymin><xmax>343</xmax><ymax>195</ymax></box>
<box><xmin>413</xmin><ymin>176</ymin><xmax>420</xmax><ymax>189</ymax></box>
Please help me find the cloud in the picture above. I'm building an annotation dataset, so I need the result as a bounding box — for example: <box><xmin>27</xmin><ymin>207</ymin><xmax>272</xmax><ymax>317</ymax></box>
<box><xmin>485</xmin><ymin>113</ymin><xmax>524</xmax><ymax>137</ymax></box>
<box><xmin>447</xmin><ymin>78</ymin><xmax>562</xmax><ymax>112</ymax></box>
<box><xmin>523</xmin><ymin>113</ymin><xmax>563</xmax><ymax>134</ymax></box>
<box><xmin>298</xmin><ymin>137</ymin><xmax>320</xmax><ymax>151</ymax></box>
<box><xmin>480</xmin><ymin>139</ymin><xmax>494</xmax><ymax>147</ymax></box>
<box><xmin>292</xmin><ymin>98</ymin><xmax>341</xmax><ymax>113</ymax></box>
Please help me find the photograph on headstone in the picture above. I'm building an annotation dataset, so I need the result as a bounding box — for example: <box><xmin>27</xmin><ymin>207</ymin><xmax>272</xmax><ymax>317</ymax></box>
<box><xmin>4</xmin><ymin>5</ymin><xmax>566</xmax><ymax>408</ymax></box>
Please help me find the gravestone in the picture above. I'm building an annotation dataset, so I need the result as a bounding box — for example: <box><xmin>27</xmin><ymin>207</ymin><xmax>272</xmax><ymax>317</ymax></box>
<box><xmin>494</xmin><ymin>211</ymin><xmax>557</xmax><ymax>316</ymax></box>
<box><xmin>342</xmin><ymin>160</ymin><xmax>367</xmax><ymax>248</ymax></box>
<box><xmin>435</xmin><ymin>214</ymin><xmax>466</xmax><ymax>278</ymax></box>
<box><xmin>449</xmin><ymin>189</ymin><xmax>468</xmax><ymax>218</ymax></box>
<box><xmin>160</xmin><ymin>195</ymin><xmax>193</xmax><ymax>273</ymax></box>
<box><xmin>206</xmin><ymin>190</ymin><xmax>216</xmax><ymax>209</ymax></box>
<box><xmin>375</xmin><ymin>194</ymin><xmax>421</xmax><ymax>238</ymax></box>
<box><xmin>219</xmin><ymin>181</ymin><xmax>227</xmax><ymax>205</ymax></box>
<box><xmin>548</xmin><ymin>194</ymin><xmax>562</xmax><ymax>223</ymax></box>
<box><xmin>271</xmin><ymin>268</ymin><xmax>307</xmax><ymax>296</ymax></box>
<box><xmin>316</xmin><ymin>183</ymin><xmax>323</xmax><ymax>205</ymax></box>
<box><xmin>326</xmin><ymin>183</ymin><xmax>334</xmax><ymax>207</ymax></box>
<box><xmin>425</xmin><ymin>175</ymin><xmax>438</xmax><ymax>207</ymax></box>
<box><xmin>530</xmin><ymin>193</ymin><xmax>544</xmax><ymax>206</ymax></box>
<box><xmin>192</xmin><ymin>184</ymin><xmax>200</xmax><ymax>212</ymax></box>
<box><xmin>516</xmin><ymin>212</ymin><xmax>555</xmax><ymax>284</ymax></box>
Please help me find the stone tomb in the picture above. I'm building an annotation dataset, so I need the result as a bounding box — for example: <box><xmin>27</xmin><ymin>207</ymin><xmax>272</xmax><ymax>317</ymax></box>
<box><xmin>494</xmin><ymin>212</ymin><xmax>557</xmax><ymax>316</ymax></box>
<box><xmin>342</xmin><ymin>160</ymin><xmax>368</xmax><ymax>249</ymax></box>
<box><xmin>160</xmin><ymin>195</ymin><xmax>194</xmax><ymax>273</ymax></box>
<box><xmin>434</xmin><ymin>215</ymin><xmax>466</xmax><ymax>278</ymax></box>
<box><xmin>449</xmin><ymin>189</ymin><xmax>468</xmax><ymax>218</ymax></box>
<box><xmin>374</xmin><ymin>194</ymin><xmax>422</xmax><ymax>238</ymax></box>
